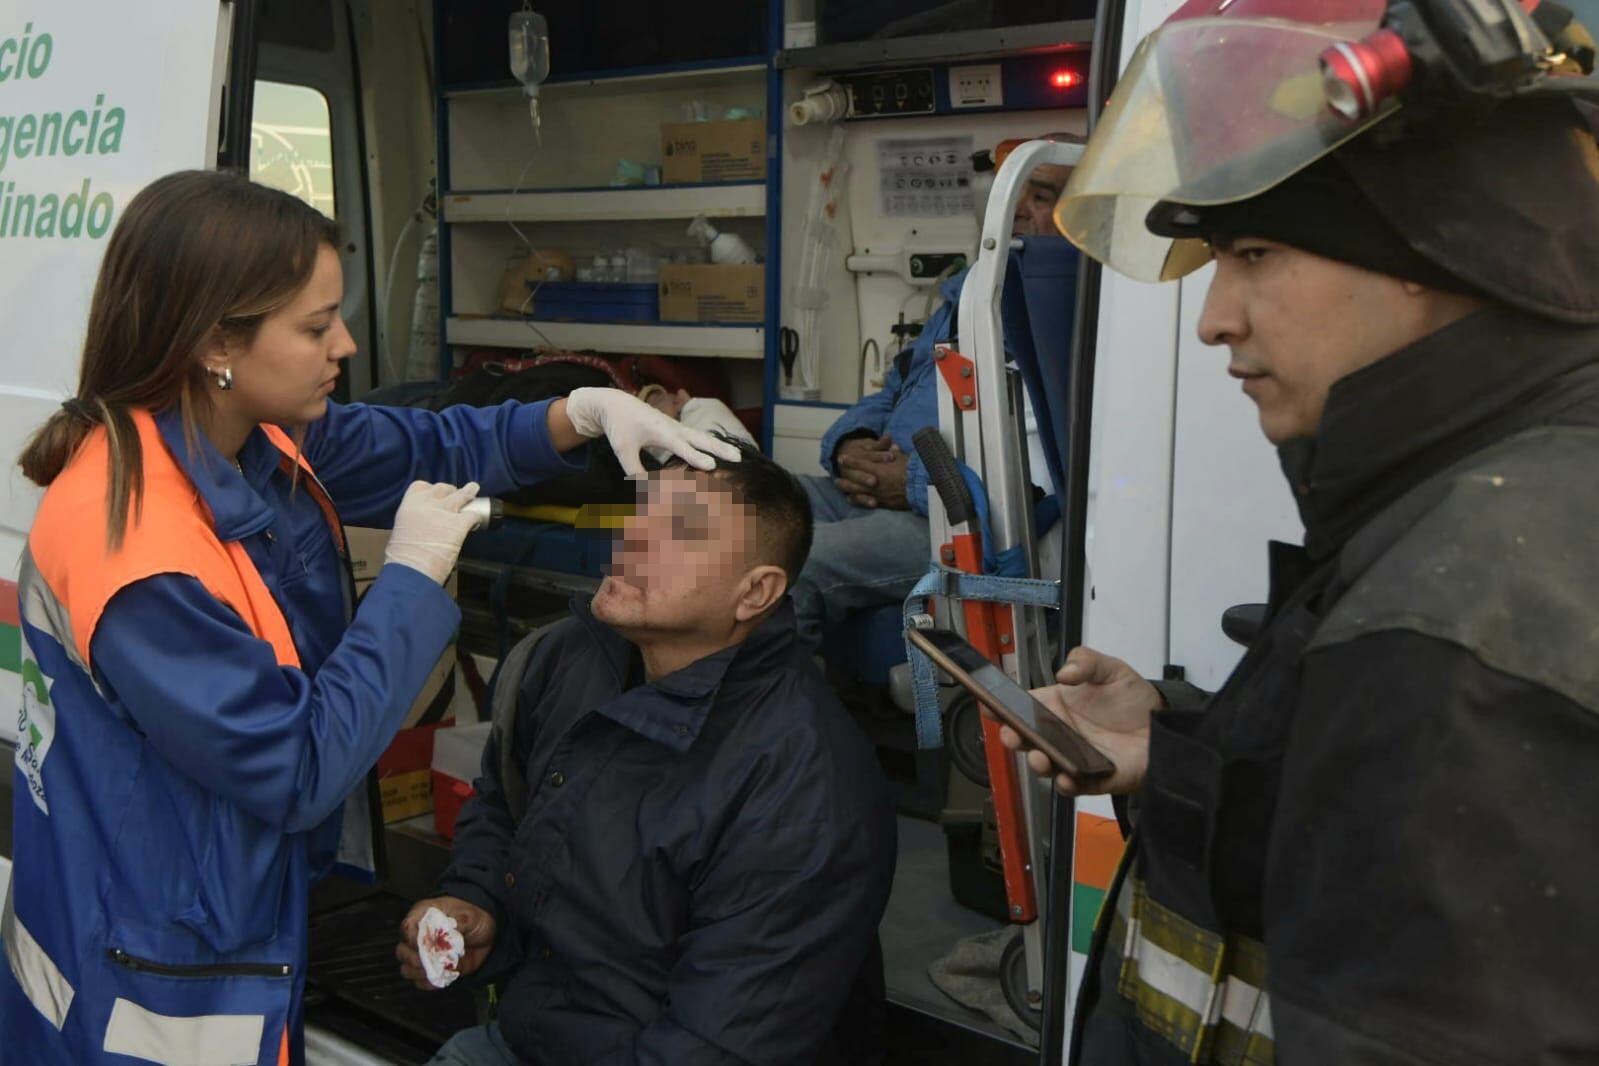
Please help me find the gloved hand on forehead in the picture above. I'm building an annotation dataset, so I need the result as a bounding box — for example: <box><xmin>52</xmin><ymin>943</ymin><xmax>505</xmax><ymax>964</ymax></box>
<box><xmin>564</xmin><ymin>386</ymin><xmax>742</xmax><ymax>477</ymax></box>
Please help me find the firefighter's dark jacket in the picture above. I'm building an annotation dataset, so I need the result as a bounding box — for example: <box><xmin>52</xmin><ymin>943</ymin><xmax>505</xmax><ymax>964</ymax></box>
<box><xmin>1074</xmin><ymin>303</ymin><xmax>1599</xmax><ymax>1065</ymax></box>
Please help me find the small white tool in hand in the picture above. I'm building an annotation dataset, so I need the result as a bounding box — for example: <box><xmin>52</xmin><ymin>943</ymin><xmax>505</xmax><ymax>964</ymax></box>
<box><xmin>417</xmin><ymin>906</ymin><xmax>466</xmax><ymax>989</ymax></box>
<box><xmin>461</xmin><ymin>497</ymin><xmax>504</xmax><ymax>530</ymax></box>
<box><xmin>385</xmin><ymin>482</ymin><xmax>482</xmax><ymax>586</ymax></box>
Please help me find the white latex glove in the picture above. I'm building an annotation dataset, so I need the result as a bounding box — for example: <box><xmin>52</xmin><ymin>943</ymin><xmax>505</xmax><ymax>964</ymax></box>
<box><xmin>564</xmin><ymin>386</ymin><xmax>743</xmax><ymax>477</ymax></box>
<box><xmin>385</xmin><ymin>481</ymin><xmax>481</xmax><ymax>585</ymax></box>
<box><xmin>645</xmin><ymin>396</ymin><xmax>757</xmax><ymax>464</ymax></box>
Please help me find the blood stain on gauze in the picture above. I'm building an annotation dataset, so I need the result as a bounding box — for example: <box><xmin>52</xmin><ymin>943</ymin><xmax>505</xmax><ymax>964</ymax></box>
<box><xmin>418</xmin><ymin>906</ymin><xmax>466</xmax><ymax>989</ymax></box>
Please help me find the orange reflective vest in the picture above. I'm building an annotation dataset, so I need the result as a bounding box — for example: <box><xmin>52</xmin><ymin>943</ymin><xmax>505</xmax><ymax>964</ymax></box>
<box><xmin>6</xmin><ymin>409</ymin><xmax>339</xmax><ymax>1066</ymax></box>
<box><xmin>32</xmin><ymin>410</ymin><xmax>320</xmax><ymax>673</ymax></box>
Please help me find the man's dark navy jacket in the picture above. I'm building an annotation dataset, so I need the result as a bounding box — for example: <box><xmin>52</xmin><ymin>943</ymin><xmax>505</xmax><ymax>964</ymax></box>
<box><xmin>439</xmin><ymin>597</ymin><xmax>897</xmax><ymax>1064</ymax></box>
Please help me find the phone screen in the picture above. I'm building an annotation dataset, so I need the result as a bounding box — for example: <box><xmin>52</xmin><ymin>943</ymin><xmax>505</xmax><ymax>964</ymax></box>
<box><xmin>911</xmin><ymin>627</ymin><xmax>1115</xmax><ymax>779</ymax></box>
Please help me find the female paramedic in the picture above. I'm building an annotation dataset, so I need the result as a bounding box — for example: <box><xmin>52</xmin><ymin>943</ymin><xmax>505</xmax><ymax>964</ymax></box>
<box><xmin>1003</xmin><ymin>1</ymin><xmax>1599</xmax><ymax>1064</ymax></box>
<box><xmin>0</xmin><ymin>169</ymin><xmax>737</xmax><ymax>1066</ymax></box>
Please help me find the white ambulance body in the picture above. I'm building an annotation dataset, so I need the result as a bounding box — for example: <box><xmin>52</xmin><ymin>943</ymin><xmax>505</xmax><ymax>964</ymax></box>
<box><xmin>0</xmin><ymin>1</ymin><xmax>1310</xmax><ymax>1061</ymax></box>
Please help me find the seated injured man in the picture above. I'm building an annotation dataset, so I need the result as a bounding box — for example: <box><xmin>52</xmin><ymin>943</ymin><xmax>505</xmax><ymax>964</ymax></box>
<box><xmin>791</xmin><ymin>136</ymin><xmax>1077</xmax><ymax>648</ymax></box>
<box><xmin>398</xmin><ymin>438</ymin><xmax>898</xmax><ymax>1066</ymax></box>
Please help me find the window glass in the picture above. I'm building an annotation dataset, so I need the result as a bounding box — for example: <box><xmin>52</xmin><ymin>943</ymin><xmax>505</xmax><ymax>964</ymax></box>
<box><xmin>250</xmin><ymin>81</ymin><xmax>336</xmax><ymax>219</ymax></box>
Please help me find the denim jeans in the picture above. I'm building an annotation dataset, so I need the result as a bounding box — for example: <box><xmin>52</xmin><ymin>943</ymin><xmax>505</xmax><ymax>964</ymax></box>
<box><xmin>791</xmin><ymin>475</ymin><xmax>930</xmax><ymax>648</ymax></box>
<box><xmin>426</xmin><ymin>1022</ymin><xmax>523</xmax><ymax>1066</ymax></box>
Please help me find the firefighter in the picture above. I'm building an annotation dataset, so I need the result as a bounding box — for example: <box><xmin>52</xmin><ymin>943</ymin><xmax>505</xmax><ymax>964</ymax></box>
<box><xmin>1003</xmin><ymin>2</ymin><xmax>1599</xmax><ymax>1062</ymax></box>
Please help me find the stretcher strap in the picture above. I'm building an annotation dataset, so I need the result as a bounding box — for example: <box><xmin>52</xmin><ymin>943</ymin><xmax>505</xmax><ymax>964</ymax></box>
<box><xmin>901</xmin><ymin>565</ymin><xmax>1061</xmax><ymax>749</ymax></box>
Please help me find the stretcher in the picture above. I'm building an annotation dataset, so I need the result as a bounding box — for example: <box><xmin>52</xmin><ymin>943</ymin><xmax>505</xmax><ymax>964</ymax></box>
<box><xmin>910</xmin><ymin>138</ymin><xmax>1086</xmax><ymax>1032</ymax></box>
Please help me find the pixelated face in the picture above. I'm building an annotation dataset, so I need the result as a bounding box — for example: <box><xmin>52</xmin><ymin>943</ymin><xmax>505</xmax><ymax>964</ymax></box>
<box><xmin>590</xmin><ymin>468</ymin><xmax>758</xmax><ymax>636</ymax></box>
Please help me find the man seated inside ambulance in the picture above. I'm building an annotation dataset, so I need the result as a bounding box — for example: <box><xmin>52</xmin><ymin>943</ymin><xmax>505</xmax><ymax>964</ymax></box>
<box><xmin>397</xmin><ymin>438</ymin><xmax>897</xmax><ymax>1066</ymax></box>
<box><xmin>790</xmin><ymin>140</ymin><xmax>1076</xmax><ymax>648</ymax></box>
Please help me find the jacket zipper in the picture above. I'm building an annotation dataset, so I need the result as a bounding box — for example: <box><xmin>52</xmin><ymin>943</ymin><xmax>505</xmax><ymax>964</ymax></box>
<box><xmin>109</xmin><ymin>948</ymin><xmax>291</xmax><ymax>979</ymax></box>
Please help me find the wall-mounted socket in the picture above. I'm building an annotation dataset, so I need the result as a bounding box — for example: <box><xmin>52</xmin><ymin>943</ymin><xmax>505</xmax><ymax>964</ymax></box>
<box><xmin>949</xmin><ymin>64</ymin><xmax>1003</xmax><ymax>109</ymax></box>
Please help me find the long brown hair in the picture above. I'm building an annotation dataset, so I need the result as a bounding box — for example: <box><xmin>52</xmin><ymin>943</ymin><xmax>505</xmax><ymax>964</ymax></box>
<box><xmin>19</xmin><ymin>169</ymin><xmax>340</xmax><ymax>547</ymax></box>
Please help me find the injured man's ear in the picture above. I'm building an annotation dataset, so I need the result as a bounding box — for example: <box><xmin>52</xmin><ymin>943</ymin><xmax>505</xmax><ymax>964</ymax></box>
<box><xmin>591</xmin><ymin>434</ymin><xmax>816</xmax><ymax>640</ymax></box>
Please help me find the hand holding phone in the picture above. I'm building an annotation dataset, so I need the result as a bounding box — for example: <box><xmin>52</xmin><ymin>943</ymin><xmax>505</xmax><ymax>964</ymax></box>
<box><xmin>1015</xmin><ymin>647</ymin><xmax>1160</xmax><ymax>797</ymax></box>
<box><xmin>907</xmin><ymin>627</ymin><xmax>1117</xmax><ymax>781</ymax></box>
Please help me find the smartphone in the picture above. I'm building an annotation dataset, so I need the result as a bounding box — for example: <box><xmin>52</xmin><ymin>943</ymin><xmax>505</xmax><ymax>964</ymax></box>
<box><xmin>907</xmin><ymin>626</ymin><xmax>1116</xmax><ymax>780</ymax></box>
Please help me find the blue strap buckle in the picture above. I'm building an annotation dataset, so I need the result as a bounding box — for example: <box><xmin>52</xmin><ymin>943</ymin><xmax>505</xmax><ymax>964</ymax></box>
<box><xmin>901</xmin><ymin>566</ymin><xmax>1061</xmax><ymax>749</ymax></box>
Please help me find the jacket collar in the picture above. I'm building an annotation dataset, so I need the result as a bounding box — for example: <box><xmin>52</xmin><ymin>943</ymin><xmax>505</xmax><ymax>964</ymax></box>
<box><xmin>570</xmin><ymin>594</ymin><xmax>802</xmax><ymax>753</ymax></box>
<box><xmin>153</xmin><ymin>408</ymin><xmax>284</xmax><ymax>543</ymax></box>
<box><xmin>1279</xmin><ymin>304</ymin><xmax>1599</xmax><ymax>559</ymax></box>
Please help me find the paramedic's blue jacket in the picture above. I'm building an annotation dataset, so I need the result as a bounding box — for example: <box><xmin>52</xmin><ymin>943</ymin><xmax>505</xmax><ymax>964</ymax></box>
<box><xmin>817</xmin><ymin>271</ymin><xmax>965</xmax><ymax>515</ymax></box>
<box><xmin>1</xmin><ymin>400</ymin><xmax>579</xmax><ymax>1066</ymax></box>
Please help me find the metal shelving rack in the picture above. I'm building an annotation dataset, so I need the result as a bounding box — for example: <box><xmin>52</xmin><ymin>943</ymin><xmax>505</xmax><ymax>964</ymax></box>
<box><xmin>432</xmin><ymin>8</ymin><xmax>786</xmax><ymax>449</ymax></box>
<box><xmin>776</xmin><ymin>19</ymin><xmax>1095</xmax><ymax>70</ymax></box>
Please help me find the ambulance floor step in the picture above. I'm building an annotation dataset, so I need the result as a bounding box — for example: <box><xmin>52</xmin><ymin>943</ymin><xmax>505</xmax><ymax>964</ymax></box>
<box><xmin>883</xmin><ymin>814</ymin><xmax>1034</xmax><ymax>1059</ymax></box>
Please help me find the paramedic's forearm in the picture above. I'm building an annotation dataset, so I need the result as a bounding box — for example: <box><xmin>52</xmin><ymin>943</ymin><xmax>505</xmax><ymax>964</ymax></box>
<box><xmin>298</xmin><ymin>400</ymin><xmax>584</xmax><ymax>527</ymax></box>
<box><xmin>545</xmin><ymin>396</ymin><xmax>586</xmax><ymax>452</ymax></box>
<box><xmin>90</xmin><ymin>566</ymin><xmax>459</xmax><ymax>833</ymax></box>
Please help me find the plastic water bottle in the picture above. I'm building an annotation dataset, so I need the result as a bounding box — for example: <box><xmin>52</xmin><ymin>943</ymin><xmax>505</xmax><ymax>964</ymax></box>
<box><xmin>686</xmin><ymin>216</ymin><xmax>758</xmax><ymax>265</ymax></box>
<box><xmin>404</xmin><ymin>224</ymin><xmax>440</xmax><ymax>381</ymax></box>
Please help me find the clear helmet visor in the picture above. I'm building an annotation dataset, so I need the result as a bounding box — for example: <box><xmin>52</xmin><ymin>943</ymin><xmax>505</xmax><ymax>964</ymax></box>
<box><xmin>1053</xmin><ymin>14</ymin><xmax>1398</xmax><ymax>281</ymax></box>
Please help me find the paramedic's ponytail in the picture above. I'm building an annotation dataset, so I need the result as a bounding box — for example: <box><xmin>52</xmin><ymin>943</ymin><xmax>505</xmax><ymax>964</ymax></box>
<box><xmin>19</xmin><ymin>403</ymin><xmax>93</xmax><ymax>487</ymax></box>
<box><xmin>15</xmin><ymin>169</ymin><xmax>339</xmax><ymax>549</ymax></box>
<box><xmin>20</xmin><ymin>397</ymin><xmax>148</xmax><ymax>545</ymax></box>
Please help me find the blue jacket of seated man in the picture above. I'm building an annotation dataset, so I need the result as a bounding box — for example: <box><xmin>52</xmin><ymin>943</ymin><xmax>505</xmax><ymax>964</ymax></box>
<box><xmin>817</xmin><ymin>270</ymin><xmax>966</xmax><ymax>516</ymax></box>
<box><xmin>438</xmin><ymin>596</ymin><xmax>897</xmax><ymax>1065</ymax></box>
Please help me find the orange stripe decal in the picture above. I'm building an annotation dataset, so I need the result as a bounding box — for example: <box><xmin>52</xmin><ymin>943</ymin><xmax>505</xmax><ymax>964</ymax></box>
<box><xmin>1074</xmin><ymin>812</ymin><xmax>1125</xmax><ymax>892</ymax></box>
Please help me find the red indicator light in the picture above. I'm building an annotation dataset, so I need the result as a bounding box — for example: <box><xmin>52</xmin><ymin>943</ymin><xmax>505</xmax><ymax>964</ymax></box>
<box><xmin>1050</xmin><ymin>69</ymin><xmax>1081</xmax><ymax>89</ymax></box>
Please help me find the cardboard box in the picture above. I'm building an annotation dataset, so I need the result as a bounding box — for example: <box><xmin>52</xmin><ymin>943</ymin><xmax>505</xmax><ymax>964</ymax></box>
<box><xmin>374</xmin><ymin>645</ymin><xmax>480</xmax><ymax>823</ymax></box>
<box><xmin>377</xmin><ymin>719</ymin><xmax>446</xmax><ymax>823</ymax></box>
<box><xmin>350</xmin><ymin>524</ymin><xmax>473</xmax><ymax>822</ymax></box>
<box><xmin>401</xmin><ymin>642</ymin><xmax>459</xmax><ymax>729</ymax></box>
<box><xmin>432</xmin><ymin>722</ymin><xmax>493</xmax><ymax>839</ymax></box>
<box><xmin>348</xmin><ymin>526</ymin><xmax>458</xmax><ymax>600</ymax></box>
<box><xmin>660</xmin><ymin>118</ymin><xmax>766</xmax><ymax>184</ymax></box>
<box><xmin>658</xmin><ymin>264</ymin><xmax>765</xmax><ymax>324</ymax></box>
<box><xmin>346</xmin><ymin>526</ymin><xmax>390</xmax><ymax>585</ymax></box>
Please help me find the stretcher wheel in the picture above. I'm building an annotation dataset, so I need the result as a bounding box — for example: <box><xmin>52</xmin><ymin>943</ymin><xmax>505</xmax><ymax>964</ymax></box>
<box><xmin>947</xmin><ymin>694</ymin><xmax>990</xmax><ymax>787</ymax></box>
<box><xmin>1001</xmin><ymin>929</ymin><xmax>1043</xmax><ymax>1032</ymax></box>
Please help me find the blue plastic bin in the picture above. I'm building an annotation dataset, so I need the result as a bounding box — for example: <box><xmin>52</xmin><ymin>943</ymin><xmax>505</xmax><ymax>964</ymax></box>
<box><xmin>525</xmin><ymin>281</ymin><xmax>659</xmax><ymax>323</ymax></box>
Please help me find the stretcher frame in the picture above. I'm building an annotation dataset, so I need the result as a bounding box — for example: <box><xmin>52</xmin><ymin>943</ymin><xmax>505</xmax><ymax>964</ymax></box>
<box><xmin>925</xmin><ymin>138</ymin><xmax>1087</xmax><ymax>1023</ymax></box>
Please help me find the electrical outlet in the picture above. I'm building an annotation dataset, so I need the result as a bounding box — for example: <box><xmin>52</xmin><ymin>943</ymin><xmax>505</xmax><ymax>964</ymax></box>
<box><xmin>950</xmin><ymin>64</ymin><xmax>1003</xmax><ymax>109</ymax></box>
<box><xmin>841</xmin><ymin>69</ymin><xmax>936</xmax><ymax>117</ymax></box>
<box><xmin>908</xmin><ymin>252</ymin><xmax>968</xmax><ymax>280</ymax></box>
